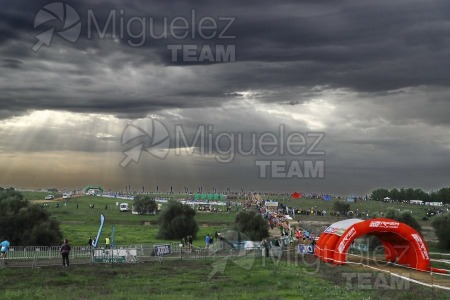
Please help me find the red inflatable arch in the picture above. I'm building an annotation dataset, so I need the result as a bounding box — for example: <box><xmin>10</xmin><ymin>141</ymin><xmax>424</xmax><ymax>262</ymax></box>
<box><xmin>314</xmin><ymin>218</ymin><xmax>432</xmax><ymax>272</ymax></box>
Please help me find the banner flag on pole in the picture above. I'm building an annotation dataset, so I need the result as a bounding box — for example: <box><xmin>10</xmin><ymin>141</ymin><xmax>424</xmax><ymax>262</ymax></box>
<box><xmin>93</xmin><ymin>213</ymin><xmax>105</xmax><ymax>248</ymax></box>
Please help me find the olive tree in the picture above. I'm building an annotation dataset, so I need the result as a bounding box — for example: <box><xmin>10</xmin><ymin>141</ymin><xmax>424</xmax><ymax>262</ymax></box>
<box><xmin>384</xmin><ymin>208</ymin><xmax>422</xmax><ymax>234</ymax></box>
<box><xmin>157</xmin><ymin>200</ymin><xmax>199</xmax><ymax>240</ymax></box>
<box><xmin>333</xmin><ymin>201</ymin><xmax>350</xmax><ymax>215</ymax></box>
<box><xmin>234</xmin><ymin>210</ymin><xmax>269</xmax><ymax>241</ymax></box>
<box><xmin>431</xmin><ymin>213</ymin><xmax>450</xmax><ymax>250</ymax></box>
<box><xmin>133</xmin><ymin>195</ymin><xmax>158</xmax><ymax>215</ymax></box>
<box><xmin>0</xmin><ymin>188</ymin><xmax>63</xmax><ymax>246</ymax></box>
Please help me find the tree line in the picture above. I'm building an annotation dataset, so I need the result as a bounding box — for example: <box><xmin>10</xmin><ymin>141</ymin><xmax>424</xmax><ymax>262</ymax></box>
<box><xmin>370</xmin><ymin>187</ymin><xmax>450</xmax><ymax>204</ymax></box>
<box><xmin>3</xmin><ymin>188</ymin><xmax>447</xmax><ymax>250</ymax></box>
<box><xmin>0</xmin><ymin>190</ymin><xmax>269</xmax><ymax>247</ymax></box>
<box><xmin>0</xmin><ymin>187</ymin><xmax>63</xmax><ymax>246</ymax></box>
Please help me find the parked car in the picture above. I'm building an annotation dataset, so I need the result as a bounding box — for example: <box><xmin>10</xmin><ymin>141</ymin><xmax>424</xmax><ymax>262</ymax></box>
<box><xmin>44</xmin><ymin>195</ymin><xmax>54</xmax><ymax>200</ymax></box>
<box><xmin>120</xmin><ymin>203</ymin><xmax>129</xmax><ymax>212</ymax></box>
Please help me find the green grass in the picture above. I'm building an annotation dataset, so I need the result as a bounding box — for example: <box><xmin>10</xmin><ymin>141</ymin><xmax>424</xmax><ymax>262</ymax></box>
<box><xmin>4</xmin><ymin>193</ymin><xmax>448</xmax><ymax>299</ymax></box>
<box><xmin>39</xmin><ymin>195</ymin><xmax>228</xmax><ymax>245</ymax></box>
<box><xmin>32</xmin><ymin>195</ymin><xmax>448</xmax><ymax>250</ymax></box>
<box><xmin>275</xmin><ymin>197</ymin><xmax>429</xmax><ymax>217</ymax></box>
<box><xmin>22</xmin><ymin>191</ymin><xmax>61</xmax><ymax>200</ymax></box>
<box><xmin>1</xmin><ymin>258</ymin><xmax>447</xmax><ymax>300</ymax></box>
<box><xmin>28</xmin><ymin>192</ymin><xmax>430</xmax><ymax>220</ymax></box>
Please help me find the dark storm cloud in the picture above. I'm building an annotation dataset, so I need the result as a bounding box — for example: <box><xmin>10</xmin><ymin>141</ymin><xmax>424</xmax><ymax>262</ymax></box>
<box><xmin>1</xmin><ymin>58</ymin><xmax>24</xmax><ymax>69</ymax></box>
<box><xmin>0</xmin><ymin>0</ymin><xmax>449</xmax><ymax>119</ymax></box>
<box><xmin>2</xmin><ymin>0</ymin><xmax>450</xmax><ymax>194</ymax></box>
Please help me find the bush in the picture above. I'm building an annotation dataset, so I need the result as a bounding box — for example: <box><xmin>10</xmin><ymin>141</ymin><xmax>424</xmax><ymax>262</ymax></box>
<box><xmin>0</xmin><ymin>187</ymin><xmax>63</xmax><ymax>246</ymax></box>
<box><xmin>384</xmin><ymin>208</ymin><xmax>422</xmax><ymax>234</ymax></box>
<box><xmin>157</xmin><ymin>200</ymin><xmax>199</xmax><ymax>240</ymax></box>
<box><xmin>234</xmin><ymin>210</ymin><xmax>269</xmax><ymax>241</ymax></box>
<box><xmin>133</xmin><ymin>195</ymin><xmax>157</xmax><ymax>215</ymax></box>
<box><xmin>333</xmin><ymin>201</ymin><xmax>350</xmax><ymax>214</ymax></box>
<box><xmin>431</xmin><ymin>213</ymin><xmax>450</xmax><ymax>250</ymax></box>
<box><xmin>367</xmin><ymin>209</ymin><xmax>422</xmax><ymax>250</ymax></box>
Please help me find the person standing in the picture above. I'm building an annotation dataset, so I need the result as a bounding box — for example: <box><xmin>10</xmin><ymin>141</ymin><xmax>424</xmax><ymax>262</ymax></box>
<box><xmin>60</xmin><ymin>239</ymin><xmax>71</xmax><ymax>267</ymax></box>
<box><xmin>261</xmin><ymin>238</ymin><xmax>270</xmax><ymax>257</ymax></box>
<box><xmin>87</xmin><ymin>236</ymin><xmax>94</xmax><ymax>258</ymax></box>
<box><xmin>105</xmin><ymin>236</ymin><xmax>110</xmax><ymax>249</ymax></box>
<box><xmin>205</xmin><ymin>234</ymin><xmax>211</xmax><ymax>248</ymax></box>
<box><xmin>0</xmin><ymin>238</ymin><xmax>10</xmax><ymax>263</ymax></box>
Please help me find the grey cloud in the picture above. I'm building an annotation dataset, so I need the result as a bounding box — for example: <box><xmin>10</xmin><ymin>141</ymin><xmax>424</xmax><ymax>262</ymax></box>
<box><xmin>0</xmin><ymin>0</ymin><xmax>450</xmax><ymax>193</ymax></box>
<box><xmin>0</xmin><ymin>0</ymin><xmax>449</xmax><ymax>119</ymax></box>
<box><xmin>1</xmin><ymin>58</ymin><xmax>24</xmax><ymax>69</ymax></box>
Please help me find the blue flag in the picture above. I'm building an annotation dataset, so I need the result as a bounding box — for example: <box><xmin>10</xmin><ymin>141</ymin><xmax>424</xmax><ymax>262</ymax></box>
<box><xmin>93</xmin><ymin>214</ymin><xmax>105</xmax><ymax>248</ymax></box>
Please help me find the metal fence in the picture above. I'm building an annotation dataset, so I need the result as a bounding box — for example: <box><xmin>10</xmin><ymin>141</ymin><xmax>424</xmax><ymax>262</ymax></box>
<box><xmin>0</xmin><ymin>242</ymin><xmax>268</xmax><ymax>268</ymax></box>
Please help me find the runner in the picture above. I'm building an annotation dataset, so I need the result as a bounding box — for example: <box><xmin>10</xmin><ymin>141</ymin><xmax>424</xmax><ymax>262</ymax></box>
<box><xmin>1</xmin><ymin>238</ymin><xmax>11</xmax><ymax>264</ymax></box>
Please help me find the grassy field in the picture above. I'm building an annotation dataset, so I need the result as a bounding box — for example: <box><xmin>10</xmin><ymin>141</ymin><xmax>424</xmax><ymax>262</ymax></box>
<box><xmin>1</xmin><ymin>257</ymin><xmax>448</xmax><ymax>300</ymax></box>
<box><xmin>22</xmin><ymin>191</ymin><xmax>61</xmax><ymax>201</ymax></box>
<box><xmin>35</xmin><ymin>195</ymin><xmax>229</xmax><ymax>246</ymax></box>
<box><xmin>3</xmin><ymin>192</ymin><xmax>447</xmax><ymax>299</ymax></box>
<box><xmin>25</xmin><ymin>193</ymin><xmax>444</xmax><ymax>247</ymax></box>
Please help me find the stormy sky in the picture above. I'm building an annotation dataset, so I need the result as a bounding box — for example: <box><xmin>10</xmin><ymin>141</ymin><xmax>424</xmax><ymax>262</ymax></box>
<box><xmin>1</xmin><ymin>0</ymin><xmax>450</xmax><ymax>195</ymax></box>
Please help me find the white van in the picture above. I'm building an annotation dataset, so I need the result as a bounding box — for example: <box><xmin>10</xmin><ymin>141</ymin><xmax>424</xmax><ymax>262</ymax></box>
<box><xmin>119</xmin><ymin>203</ymin><xmax>129</xmax><ymax>212</ymax></box>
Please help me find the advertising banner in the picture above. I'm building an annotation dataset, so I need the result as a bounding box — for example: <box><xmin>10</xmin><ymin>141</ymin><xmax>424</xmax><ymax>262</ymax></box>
<box><xmin>93</xmin><ymin>248</ymin><xmax>137</xmax><ymax>263</ymax></box>
<box><xmin>297</xmin><ymin>244</ymin><xmax>315</xmax><ymax>254</ymax></box>
<box><xmin>153</xmin><ymin>244</ymin><xmax>171</xmax><ymax>256</ymax></box>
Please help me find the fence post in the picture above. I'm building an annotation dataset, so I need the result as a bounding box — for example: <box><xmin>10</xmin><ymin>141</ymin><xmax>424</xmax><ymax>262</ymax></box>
<box><xmin>32</xmin><ymin>251</ymin><xmax>37</xmax><ymax>269</ymax></box>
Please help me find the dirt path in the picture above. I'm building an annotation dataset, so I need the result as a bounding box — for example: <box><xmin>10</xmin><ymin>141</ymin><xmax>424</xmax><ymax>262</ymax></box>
<box><xmin>421</xmin><ymin>225</ymin><xmax>438</xmax><ymax>243</ymax></box>
<box><xmin>31</xmin><ymin>194</ymin><xmax>84</xmax><ymax>204</ymax></box>
<box><xmin>269</xmin><ymin>220</ymin><xmax>331</xmax><ymax>237</ymax></box>
<box><xmin>347</xmin><ymin>255</ymin><xmax>450</xmax><ymax>288</ymax></box>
